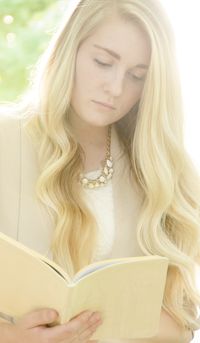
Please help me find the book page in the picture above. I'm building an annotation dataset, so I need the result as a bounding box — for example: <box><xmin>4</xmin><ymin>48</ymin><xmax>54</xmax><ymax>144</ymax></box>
<box><xmin>41</xmin><ymin>258</ymin><xmax>71</xmax><ymax>283</ymax></box>
<box><xmin>68</xmin><ymin>257</ymin><xmax>169</xmax><ymax>339</ymax></box>
<box><xmin>72</xmin><ymin>260</ymin><xmax>123</xmax><ymax>283</ymax></box>
<box><xmin>72</xmin><ymin>255</ymin><xmax>167</xmax><ymax>283</ymax></box>
<box><xmin>0</xmin><ymin>232</ymin><xmax>72</xmax><ymax>283</ymax></box>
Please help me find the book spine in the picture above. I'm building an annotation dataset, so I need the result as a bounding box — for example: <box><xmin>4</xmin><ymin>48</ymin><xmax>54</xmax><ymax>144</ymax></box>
<box><xmin>63</xmin><ymin>285</ymin><xmax>75</xmax><ymax>323</ymax></box>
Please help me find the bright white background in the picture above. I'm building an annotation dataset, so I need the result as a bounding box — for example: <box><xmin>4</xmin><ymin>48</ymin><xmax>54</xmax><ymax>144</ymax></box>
<box><xmin>161</xmin><ymin>1</ymin><xmax>200</xmax><ymax>341</ymax></box>
<box><xmin>161</xmin><ymin>0</ymin><xmax>200</xmax><ymax>172</ymax></box>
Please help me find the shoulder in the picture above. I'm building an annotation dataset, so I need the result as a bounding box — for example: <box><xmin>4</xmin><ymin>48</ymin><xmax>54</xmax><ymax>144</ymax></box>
<box><xmin>0</xmin><ymin>113</ymin><xmax>35</xmax><ymax>144</ymax></box>
<box><xmin>0</xmin><ymin>115</ymin><xmax>21</xmax><ymax>153</ymax></box>
<box><xmin>0</xmin><ymin>113</ymin><xmax>21</xmax><ymax>124</ymax></box>
<box><xmin>0</xmin><ymin>115</ymin><xmax>30</xmax><ymax>161</ymax></box>
<box><xmin>0</xmin><ymin>114</ymin><xmax>22</xmax><ymax>138</ymax></box>
<box><xmin>0</xmin><ymin>113</ymin><xmax>38</xmax><ymax>169</ymax></box>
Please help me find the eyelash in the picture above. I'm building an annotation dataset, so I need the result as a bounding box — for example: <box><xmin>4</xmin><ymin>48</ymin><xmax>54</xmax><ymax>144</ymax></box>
<box><xmin>94</xmin><ymin>59</ymin><xmax>144</xmax><ymax>81</ymax></box>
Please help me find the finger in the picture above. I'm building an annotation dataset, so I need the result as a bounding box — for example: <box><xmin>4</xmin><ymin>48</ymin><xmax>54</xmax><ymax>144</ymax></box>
<box><xmin>69</xmin><ymin>310</ymin><xmax>93</xmax><ymax>322</ymax></box>
<box><xmin>44</xmin><ymin>310</ymin><xmax>93</xmax><ymax>341</ymax></box>
<box><xmin>16</xmin><ymin>309</ymin><xmax>59</xmax><ymax>329</ymax></box>
<box><xmin>45</xmin><ymin>311</ymin><xmax>101</xmax><ymax>342</ymax></box>
<box><xmin>77</xmin><ymin>320</ymin><xmax>102</xmax><ymax>341</ymax></box>
<box><xmin>46</xmin><ymin>323</ymin><xmax>100</xmax><ymax>343</ymax></box>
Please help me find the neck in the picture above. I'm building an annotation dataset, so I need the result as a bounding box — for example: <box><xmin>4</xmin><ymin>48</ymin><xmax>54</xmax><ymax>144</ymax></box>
<box><xmin>69</xmin><ymin>113</ymin><xmax>110</xmax><ymax>149</ymax></box>
<box><xmin>69</xmin><ymin>112</ymin><xmax>111</xmax><ymax>173</ymax></box>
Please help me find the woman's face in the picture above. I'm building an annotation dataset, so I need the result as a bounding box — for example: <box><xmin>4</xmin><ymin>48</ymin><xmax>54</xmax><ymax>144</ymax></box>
<box><xmin>70</xmin><ymin>14</ymin><xmax>151</xmax><ymax>128</ymax></box>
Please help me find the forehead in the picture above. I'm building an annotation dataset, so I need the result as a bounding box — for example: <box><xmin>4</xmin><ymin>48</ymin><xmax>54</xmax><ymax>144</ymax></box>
<box><xmin>84</xmin><ymin>15</ymin><xmax>151</xmax><ymax>66</ymax></box>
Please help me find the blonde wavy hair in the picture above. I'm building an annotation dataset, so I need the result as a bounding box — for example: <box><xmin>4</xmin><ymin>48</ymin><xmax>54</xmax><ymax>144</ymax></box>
<box><xmin>1</xmin><ymin>0</ymin><xmax>200</xmax><ymax>333</ymax></box>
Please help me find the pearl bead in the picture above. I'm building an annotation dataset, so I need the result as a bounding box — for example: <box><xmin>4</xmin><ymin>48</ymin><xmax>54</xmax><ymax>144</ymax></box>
<box><xmin>79</xmin><ymin>125</ymin><xmax>113</xmax><ymax>189</ymax></box>
<box><xmin>104</xmin><ymin>167</ymin><xmax>109</xmax><ymax>175</ymax></box>
<box><xmin>99</xmin><ymin>176</ymin><xmax>106</xmax><ymax>182</ymax></box>
<box><xmin>107</xmin><ymin>159</ymin><xmax>113</xmax><ymax>168</ymax></box>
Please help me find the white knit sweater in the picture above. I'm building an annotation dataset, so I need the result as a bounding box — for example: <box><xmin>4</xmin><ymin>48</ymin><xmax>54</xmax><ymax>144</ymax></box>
<box><xmin>83</xmin><ymin>169</ymin><xmax>115</xmax><ymax>262</ymax></box>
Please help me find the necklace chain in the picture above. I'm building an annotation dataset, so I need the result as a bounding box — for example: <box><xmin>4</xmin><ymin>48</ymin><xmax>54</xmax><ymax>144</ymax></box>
<box><xmin>79</xmin><ymin>125</ymin><xmax>114</xmax><ymax>189</ymax></box>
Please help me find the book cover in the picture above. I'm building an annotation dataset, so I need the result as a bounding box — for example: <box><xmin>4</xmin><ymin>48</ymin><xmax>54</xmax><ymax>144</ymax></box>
<box><xmin>0</xmin><ymin>232</ymin><xmax>169</xmax><ymax>339</ymax></box>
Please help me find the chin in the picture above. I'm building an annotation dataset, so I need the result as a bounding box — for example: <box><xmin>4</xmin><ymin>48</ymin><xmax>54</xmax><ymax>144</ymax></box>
<box><xmin>92</xmin><ymin>119</ymin><xmax>115</xmax><ymax>128</ymax></box>
<box><xmin>87</xmin><ymin>121</ymin><xmax>110</xmax><ymax>128</ymax></box>
<box><xmin>81</xmin><ymin>115</ymin><xmax>112</xmax><ymax>128</ymax></box>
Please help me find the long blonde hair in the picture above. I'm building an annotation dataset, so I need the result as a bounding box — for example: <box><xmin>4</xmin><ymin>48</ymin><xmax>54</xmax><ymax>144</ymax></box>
<box><xmin>2</xmin><ymin>0</ymin><xmax>200</xmax><ymax>332</ymax></box>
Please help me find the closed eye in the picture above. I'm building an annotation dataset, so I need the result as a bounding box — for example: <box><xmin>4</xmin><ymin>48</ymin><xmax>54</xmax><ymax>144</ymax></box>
<box><xmin>94</xmin><ymin>59</ymin><xmax>145</xmax><ymax>81</ymax></box>
<box><xmin>130</xmin><ymin>74</ymin><xmax>145</xmax><ymax>81</ymax></box>
<box><xmin>94</xmin><ymin>59</ymin><xmax>111</xmax><ymax>67</ymax></box>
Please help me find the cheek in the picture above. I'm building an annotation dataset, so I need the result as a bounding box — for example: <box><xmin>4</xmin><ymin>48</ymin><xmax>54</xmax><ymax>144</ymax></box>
<box><xmin>121</xmin><ymin>85</ymin><xmax>143</xmax><ymax>113</ymax></box>
<box><xmin>75</xmin><ymin>59</ymin><xmax>99</xmax><ymax>94</ymax></box>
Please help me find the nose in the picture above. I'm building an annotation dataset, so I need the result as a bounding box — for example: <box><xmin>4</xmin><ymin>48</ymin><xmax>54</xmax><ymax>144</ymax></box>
<box><xmin>103</xmin><ymin>69</ymin><xmax>124</xmax><ymax>97</ymax></box>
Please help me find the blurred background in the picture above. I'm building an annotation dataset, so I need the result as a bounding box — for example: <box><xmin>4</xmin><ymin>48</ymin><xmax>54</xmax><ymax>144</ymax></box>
<box><xmin>0</xmin><ymin>0</ymin><xmax>61</xmax><ymax>101</ymax></box>
<box><xmin>0</xmin><ymin>0</ymin><xmax>199</xmax><ymax>340</ymax></box>
<box><xmin>161</xmin><ymin>0</ymin><xmax>200</xmax><ymax>174</ymax></box>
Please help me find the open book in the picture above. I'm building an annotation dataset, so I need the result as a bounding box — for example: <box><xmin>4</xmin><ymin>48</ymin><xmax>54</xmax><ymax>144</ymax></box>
<box><xmin>0</xmin><ymin>232</ymin><xmax>169</xmax><ymax>339</ymax></box>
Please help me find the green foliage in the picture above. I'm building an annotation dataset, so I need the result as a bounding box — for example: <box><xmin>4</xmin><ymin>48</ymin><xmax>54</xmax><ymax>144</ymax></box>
<box><xmin>0</xmin><ymin>0</ymin><xmax>64</xmax><ymax>101</ymax></box>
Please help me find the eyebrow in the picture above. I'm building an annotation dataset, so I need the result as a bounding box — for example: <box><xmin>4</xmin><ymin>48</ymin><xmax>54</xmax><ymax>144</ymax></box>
<box><xmin>93</xmin><ymin>44</ymin><xmax>149</xmax><ymax>69</ymax></box>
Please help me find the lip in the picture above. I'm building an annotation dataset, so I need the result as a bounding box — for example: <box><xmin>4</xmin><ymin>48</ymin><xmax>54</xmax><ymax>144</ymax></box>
<box><xmin>93</xmin><ymin>100</ymin><xmax>116</xmax><ymax>110</ymax></box>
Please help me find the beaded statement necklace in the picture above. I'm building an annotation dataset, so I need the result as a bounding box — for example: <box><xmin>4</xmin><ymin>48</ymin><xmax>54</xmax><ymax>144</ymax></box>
<box><xmin>79</xmin><ymin>125</ymin><xmax>113</xmax><ymax>189</ymax></box>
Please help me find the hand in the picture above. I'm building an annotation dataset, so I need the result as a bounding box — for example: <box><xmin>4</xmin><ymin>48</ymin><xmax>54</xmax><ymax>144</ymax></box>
<box><xmin>1</xmin><ymin>308</ymin><xmax>102</xmax><ymax>343</ymax></box>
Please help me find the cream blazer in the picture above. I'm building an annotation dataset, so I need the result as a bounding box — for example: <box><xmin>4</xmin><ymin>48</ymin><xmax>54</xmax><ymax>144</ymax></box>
<box><xmin>0</xmin><ymin>114</ymin><xmax>193</xmax><ymax>342</ymax></box>
<box><xmin>0</xmin><ymin>114</ymin><xmax>144</xmax><ymax>259</ymax></box>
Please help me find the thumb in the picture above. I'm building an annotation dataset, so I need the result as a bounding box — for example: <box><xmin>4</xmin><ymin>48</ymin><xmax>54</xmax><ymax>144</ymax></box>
<box><xmin>16</xmin><ymin>309</ymin><xmax>59</xmax><ymax>329</ymax></box>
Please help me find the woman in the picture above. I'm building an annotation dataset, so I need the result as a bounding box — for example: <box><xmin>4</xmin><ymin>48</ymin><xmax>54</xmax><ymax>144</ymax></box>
<box><xmin>0</xmin><ymin>0</ymin><xmax>199</xmax><ymax>342</ymax></box>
